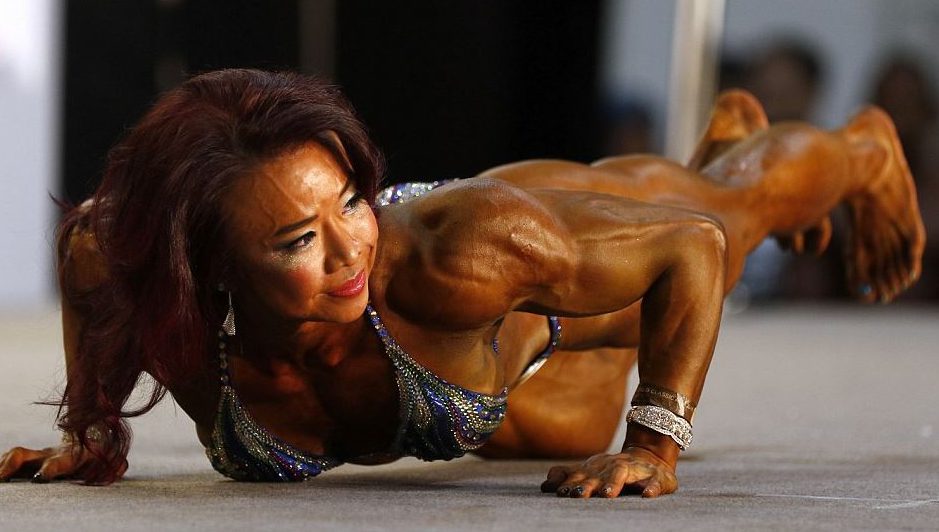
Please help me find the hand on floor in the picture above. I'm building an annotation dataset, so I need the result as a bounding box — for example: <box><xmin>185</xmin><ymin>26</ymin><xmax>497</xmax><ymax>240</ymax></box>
<box><xmin>540</xmin><ymin>447</ymin><xmax>678</xmax><ymax>498</ymax></box>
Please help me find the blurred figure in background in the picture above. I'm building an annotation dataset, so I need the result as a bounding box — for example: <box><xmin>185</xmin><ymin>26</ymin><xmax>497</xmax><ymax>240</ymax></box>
<box><xmin>725</xmin><ymin>39</ymin><xmax>829</xmax><ymax>304</ymax></box>
<box><xmin>870</xmin><ymin>54</ymin><xmax>939</xmax><ymax>299</ymax></box>
<box><xmin>745</xmin><ymin>40</ymin><xmax>823</xmax><ymax>123</ymax></box>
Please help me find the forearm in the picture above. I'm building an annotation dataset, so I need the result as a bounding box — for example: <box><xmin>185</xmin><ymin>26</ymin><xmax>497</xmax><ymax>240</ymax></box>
<box><xmin>624</xmin><ymin>221</ymin><xmax>726</xmax><ymax>462</ymax></box>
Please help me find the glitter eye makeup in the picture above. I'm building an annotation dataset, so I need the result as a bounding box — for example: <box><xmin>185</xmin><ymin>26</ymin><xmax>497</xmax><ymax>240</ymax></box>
<box><xmin>285</xmin><ymin>231</ymin><xmax>316</xmax><ymax>251</ymax></box>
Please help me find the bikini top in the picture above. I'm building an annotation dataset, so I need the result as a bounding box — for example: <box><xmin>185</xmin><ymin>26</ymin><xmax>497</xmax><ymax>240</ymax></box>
<box><xmin>204</xmin><ymin>305</ymin><xmax>561</xmax><ymax>482</ymax></box>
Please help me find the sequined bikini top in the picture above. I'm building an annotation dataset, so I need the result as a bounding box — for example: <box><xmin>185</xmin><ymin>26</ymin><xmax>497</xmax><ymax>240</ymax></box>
<box><xmin>204</xmin><ymin>303</ymin><xmax>561</xmax><ymax>482</ymax></box>
<box><xmin>367</xmin><ymin>304</ymin><xmax>507</xmax><ymax>461</ymax></box>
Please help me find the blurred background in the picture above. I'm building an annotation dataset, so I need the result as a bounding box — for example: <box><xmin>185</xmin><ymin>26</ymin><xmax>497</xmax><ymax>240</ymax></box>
<box><xmin>2</xmin><ymin>0</ymin><xmax>937</xmax><ymax>311</ymax></box>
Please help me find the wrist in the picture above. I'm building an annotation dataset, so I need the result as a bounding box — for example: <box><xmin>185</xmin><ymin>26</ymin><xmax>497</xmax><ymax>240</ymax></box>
<box><xmin>622</xmin><ymin>423</ymin><xmax>680</xmax><ymax>469</ymax></box>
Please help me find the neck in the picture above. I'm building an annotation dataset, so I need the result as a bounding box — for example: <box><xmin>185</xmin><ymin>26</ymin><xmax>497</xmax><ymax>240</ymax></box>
<box><xmin>235</xmin><ymin>309</ymin><xmax>367</xmax><ymax>373</ymax></box>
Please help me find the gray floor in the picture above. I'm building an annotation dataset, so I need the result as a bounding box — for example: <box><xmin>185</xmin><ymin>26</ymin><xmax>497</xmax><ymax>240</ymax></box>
<box><xmin>1</xmin><ymin>304</ymin><xmax>938</xmax><ymax>531</ymax></box>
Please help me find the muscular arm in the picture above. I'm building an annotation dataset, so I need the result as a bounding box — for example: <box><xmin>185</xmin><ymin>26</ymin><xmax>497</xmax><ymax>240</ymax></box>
<box><xmin>520</xmin><ymin>188</ymin><xmax>726</xmax><ymax>403</ymax></box>
<box><xmin>0</xmin><ymin>210</ymin><xmax>115</xmax><ymax>482</ymax></box>
<box><xmin>390</xmin><ymin>179</ymin><xmax>726</xmax><ymax>464</ymax></box>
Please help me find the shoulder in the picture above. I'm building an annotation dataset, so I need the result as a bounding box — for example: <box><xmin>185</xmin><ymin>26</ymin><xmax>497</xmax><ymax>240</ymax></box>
<box><xmin>375</xmin><ymin>178</ymin><xmax>575</xmax><ymax>328</ymax></box>
<box><xmin>60</xmin><ymin>200</ymin><xmax>110</xmax><ymax>294</ymax></box>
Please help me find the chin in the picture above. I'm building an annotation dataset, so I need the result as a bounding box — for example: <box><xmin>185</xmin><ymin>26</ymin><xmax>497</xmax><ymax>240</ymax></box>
<box><xmin>323</xmin><ymin>291</ymin><xmax>369</xmax><ymax>323</ymax></box>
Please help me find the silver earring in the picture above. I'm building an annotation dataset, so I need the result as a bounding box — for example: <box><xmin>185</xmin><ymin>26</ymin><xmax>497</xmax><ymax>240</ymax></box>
<box><xmin>222</xmin><ymin>291</ymin><xmax>236</xmax><ymax>336</ymax></box>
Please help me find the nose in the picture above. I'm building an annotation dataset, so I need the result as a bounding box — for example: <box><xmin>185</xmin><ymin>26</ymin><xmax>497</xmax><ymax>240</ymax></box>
<box><xmin>323</xmin><ymin>217</ymin><xmax>360</xmax><ymax>273</ymax></box>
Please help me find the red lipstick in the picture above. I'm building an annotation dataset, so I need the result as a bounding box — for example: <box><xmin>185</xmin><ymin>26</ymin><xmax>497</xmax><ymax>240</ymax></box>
<box><xmin>328</xmin><ymin>270</ymin><xmax>366</xmax><ymax>297</ymax></box>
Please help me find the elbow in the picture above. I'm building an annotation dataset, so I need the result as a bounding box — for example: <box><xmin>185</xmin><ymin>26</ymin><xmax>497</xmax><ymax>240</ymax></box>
<box><xmin>688</xmin><ymin>217</ymin><xmax>728</xmax><ymax>266</ymax></box>
<box><xmin>670</xmin><ymin>217</ymin><xmax>728</xmax><ymax>292</ymax></box>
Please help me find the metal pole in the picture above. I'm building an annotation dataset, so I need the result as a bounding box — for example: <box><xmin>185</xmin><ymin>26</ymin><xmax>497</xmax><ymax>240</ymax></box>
<box><xmin>665</xmin><ymin>0</ymin><xmax>726</xmax><ymax>161</ymax></box>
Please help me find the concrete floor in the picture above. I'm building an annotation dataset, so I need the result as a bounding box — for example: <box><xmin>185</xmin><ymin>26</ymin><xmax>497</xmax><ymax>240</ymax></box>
<box><xmin>1</xmin><ymin>304</ymin><xmax>938</xmax><ymax>531</ymax></box>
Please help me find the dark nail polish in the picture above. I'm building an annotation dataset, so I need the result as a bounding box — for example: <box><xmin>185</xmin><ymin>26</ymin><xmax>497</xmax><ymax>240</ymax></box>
<box><xmin>557</xmin><ymin>486</ymin><xmax>570</xmax><ymax>496</ymax></box>
<box><xmin>572</xmin><ymin>486</ymin><xmax>585</xmax><ymax>497</ymax></box>
<box><xmin>601</xmin><ymin>486</ymin><xmax>613</xmax><ymax>496</ymax></box>
<box><xmin>31</xmin><ymin>472</ymin><xmax>49</xmax><ymax>484</ymax></box>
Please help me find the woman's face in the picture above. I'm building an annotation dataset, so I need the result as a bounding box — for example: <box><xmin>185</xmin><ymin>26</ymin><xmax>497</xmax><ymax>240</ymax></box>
<box><xmin>221</xmin><ymin>141</ymin><xmax>378</xmax><ymax>326</ymax></box>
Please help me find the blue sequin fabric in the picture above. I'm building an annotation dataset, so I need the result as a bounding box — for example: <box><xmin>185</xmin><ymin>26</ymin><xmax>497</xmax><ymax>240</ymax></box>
<box><xmin>366</xmin><ymin>303</ymin><xmax>509</xmax><ymax>461</ymax></box>
<box><xmin>205</xmin><ymin>359</ymin><xmax>342</xmax><ymax>482</ymax></box>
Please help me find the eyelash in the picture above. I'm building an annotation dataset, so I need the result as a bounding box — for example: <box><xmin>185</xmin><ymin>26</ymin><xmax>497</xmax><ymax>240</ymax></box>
<box><xmin>284</xmin><ymin>193</ymin><xmax>365</xmax><ymax>252</ymax></box>
<box><xmin>287</xmin><ymin>231</ymin><xmax>316</xmax><ymax>251</ymax></box>
<box><xmin>343</xmin><ymin>192</ymin><xmax>365</xmax><ymax>213</ymax></box>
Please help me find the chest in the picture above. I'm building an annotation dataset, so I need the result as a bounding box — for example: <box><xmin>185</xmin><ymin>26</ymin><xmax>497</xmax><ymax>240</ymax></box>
<box><xmin>205</xmin><ymin>311</ymin><xmax>505</xmax><ymax>460</ymax></box>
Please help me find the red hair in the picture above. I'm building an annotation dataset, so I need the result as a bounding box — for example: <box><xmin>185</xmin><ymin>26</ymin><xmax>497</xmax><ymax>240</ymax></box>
<box><xmin>54</xmin><ymin>69</ymin><xmax>385</xmax><ymax>484</ymax></box>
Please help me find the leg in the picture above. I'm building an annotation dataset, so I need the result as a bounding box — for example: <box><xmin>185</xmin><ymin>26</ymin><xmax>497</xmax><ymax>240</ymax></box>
<box><xmin>478</xmin><ymin>104</ymin><xmax>925</xmax><ymax>459</ymax></box>
<box><xmin>686</xmin><ymin>89</ymin><xmax>833</xmax><ymax>255</ymax></box>
<box><xmin>478</xmin><ymin>309</ymin><xmax>639</xmax><ymax>459</ymax></box>
<box><xmin>687</xmin><ymin>89</ymin><xmax>769</xmax><ymax>171</ymax></box>
<box><xmin>485</xmin><ymin>110</ymin><xmax>924</xmax><ymax>301</ymax></box>
<box><xmin>477</xmin><ymin>342</ymin><xmax>636</xmax><ymax>459</ymax></box>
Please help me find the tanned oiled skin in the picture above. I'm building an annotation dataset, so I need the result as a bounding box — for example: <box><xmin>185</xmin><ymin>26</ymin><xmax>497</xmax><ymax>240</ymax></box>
<box><xmin>480</xmin><ymin>91</ymin><xmax>925</xmax><ymax>472</ymax></box>
<box><xmin>0</xmin><ymin>91</ymin><xmax>925</xmax><ymax>500</ymax></box>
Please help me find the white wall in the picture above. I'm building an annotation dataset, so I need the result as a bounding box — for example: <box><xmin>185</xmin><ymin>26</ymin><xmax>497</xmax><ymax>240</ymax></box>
<box><xmin>0</xmin><ymin>1</ymin><xmax>60</xmax><ymax>310</ymax></box>
<box><xmin>601</xmin><ymin>0</ymin><xmax>676</xmax><ymax>152</ymax></box>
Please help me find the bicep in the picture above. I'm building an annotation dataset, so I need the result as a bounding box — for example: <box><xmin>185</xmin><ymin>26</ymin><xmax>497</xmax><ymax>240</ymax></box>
<box><xmin>516</xmin><ymin>189</ymin><xmax>725</xmax><ymax>317</ymax></box>
<box><xmin>387</xmin><ymin>180</ymin><xmax>721</xmax><ymax>326</ymax></box>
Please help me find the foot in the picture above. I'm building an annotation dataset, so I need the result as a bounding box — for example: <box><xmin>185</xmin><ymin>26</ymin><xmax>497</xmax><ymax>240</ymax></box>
<box><xmin>774</xmin><ymin>216</ymin><xmax>833</xmax><ymax>256</ymax></box>
<box><xmin>840</xmin><ymin>107</ymin><xmax>926</xmax><ymax>303</ymax></box>
<box><xmin>687</xmin><ymin>89</ymin><xmax>770</xmax><ymax>171</ymax></box>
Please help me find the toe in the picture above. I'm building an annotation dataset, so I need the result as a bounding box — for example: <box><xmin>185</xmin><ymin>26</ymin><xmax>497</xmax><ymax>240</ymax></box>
<box><xmin>807</xmin><ymin>217</ymin><xmax>833</xmax><ymax>256</ymax></box>
<box><xmin>791</xmin><ymin>233</ymin><xmax>805</xmax><ymax>255</ymax></box>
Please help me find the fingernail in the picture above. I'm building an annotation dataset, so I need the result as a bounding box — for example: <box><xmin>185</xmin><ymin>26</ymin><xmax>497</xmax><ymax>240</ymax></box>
<box><xmin>557</xmin><ymin>486</ymin><xmax>570</xmax><ymax>496</ymax></box>
<box><xmin>859</xmin><ymin>283</ymin><xmax>873</xmax><ymax>296</ymax></box>
<box><xmin>572</xmin><ymin>486</ymin><xmax>585</xmax><ymax>497</ymax></box>
<box><xmin>31</xmin><ymin>472</ymin><xmax>49</xmax><ymax>484</ymax></box>
<box><xmin>601</xmin><ymin>486</ymin><xmax>613</xmax><ymax>496</ymax></box>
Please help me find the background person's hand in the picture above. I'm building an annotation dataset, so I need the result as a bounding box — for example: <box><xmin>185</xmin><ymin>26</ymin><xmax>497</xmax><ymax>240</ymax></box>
<box><xmin>540</xmin><ymin>447</ymin><xmax>678</xmax><ymax>498</ymax></box>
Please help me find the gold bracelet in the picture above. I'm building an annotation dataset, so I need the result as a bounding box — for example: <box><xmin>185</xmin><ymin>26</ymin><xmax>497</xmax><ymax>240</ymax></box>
<box><xmin>631</xmin><ymin>383</ymin><xmax>696</xmax><ymax>422</ymax></box>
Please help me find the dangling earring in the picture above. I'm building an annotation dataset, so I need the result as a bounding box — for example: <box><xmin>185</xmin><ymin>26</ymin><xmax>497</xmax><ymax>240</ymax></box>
<box><xmin>222</xmin><ymin>290</ymin><xmax>236</xmax><ymax>337</ymax></box>
<box><xmin>216</xmin><ymin>284</ymin><xmax>234</xmax><ymax>385</ymax></box>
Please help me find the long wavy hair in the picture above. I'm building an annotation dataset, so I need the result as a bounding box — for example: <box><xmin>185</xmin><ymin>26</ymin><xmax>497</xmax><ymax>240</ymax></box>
<box><xmin>54</xmin><ymin>69</ymin><xmax>385</xmax><ymax>484</ymax></box>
